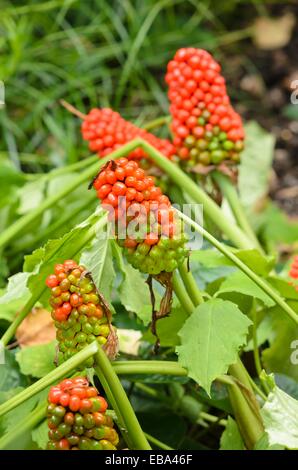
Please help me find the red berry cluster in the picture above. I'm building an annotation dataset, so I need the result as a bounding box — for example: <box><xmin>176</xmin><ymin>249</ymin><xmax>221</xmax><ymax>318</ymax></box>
<box><xmin>93</xmin><ymin>158</ymin><xmax>188</xmax><ymax>275</ymax></box>
<box><xmin>47</xmin><ymin>377</ymin><xmax>119</xmax><ymax>450</ymax></box>
<box><xmin>165</xmin><ymin>48</ymin><xmax>245</xmax><ymax>166</ymax></box>
<box><xmin>81</xmin><ymin>108</ymin><xmax>175</xmax><ymax>162</ymax></box>
<box><xmin>46</xmin><ymin>260</ymin><xmax>113</xmax><ymax>367</ymax></box>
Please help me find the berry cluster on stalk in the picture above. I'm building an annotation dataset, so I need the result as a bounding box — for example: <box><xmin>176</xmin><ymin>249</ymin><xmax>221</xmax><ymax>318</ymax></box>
<box><xmin>47</xmin><ymin>377</ymin><xmax>119</xmax><ymax>450</ymax></box>
<box><xmin>165</xmin><ymin>48</ymin><xmax>244</xmax><ymax>167</ymax></box>
<box><xmin>93</xmin><ymin>158</ymin><xmax>188</xmax><ymax>275</ymax></box>
<box><xmin>46</xmin><ymin>260</ymin><xmax>115</xmax><ymax>367</ymax></box>
<box><xmin>81</xmin><ymin>107</ymin><xmax>175</xmax><ymax>162</ymax></box>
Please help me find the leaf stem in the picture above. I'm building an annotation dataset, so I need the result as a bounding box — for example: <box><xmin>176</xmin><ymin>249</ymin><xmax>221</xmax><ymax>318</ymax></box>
<box><xmin>212</xmin><ymin>172</ymin><xmax>263</xmax><ymax>252</ymax></box>
<box><xmin>176</xmin><ymin>209</ymin><xmax>298</xmax><ymax>325</ymax></box>
<box><xmin>112</xmin><ymin>360</ymin><xmax>188</xmax><ymax>377</ymax></box>
<box><xmin>172</xmin><ymin>272</ymin><xmax>195</xmax><ymax>316</ymax></box>
<box><xmin>0</xmin><ymin>342</ymin><xmax>99</xmax><ymax>418</ymax></box>
<box><xmin>0</xmin><ymin>401</ymin><xmax>45</xmax><ymax>450</ymax></box>
<box><xmin>94</xmin><ymin>348</ymin><xmax>151</xmax><ymax>450</ymax></box>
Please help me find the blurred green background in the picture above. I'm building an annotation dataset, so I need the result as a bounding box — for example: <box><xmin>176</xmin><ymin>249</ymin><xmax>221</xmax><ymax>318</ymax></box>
<box><xmin>1</xmin><ymin>0</ymin><xmax>296</xmax><ymax>171</ymax></box>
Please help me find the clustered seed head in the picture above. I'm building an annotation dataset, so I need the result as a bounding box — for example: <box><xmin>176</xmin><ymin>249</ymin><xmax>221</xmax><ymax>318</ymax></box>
<box><xmin>81</xmin><ymin>108</ymin><xmax>175</xmax><ymax>162</ymax></box>
<box><xmin>46</xmin><ymin>260</ymin><xmax>112</xmax><ymax>368</ymax></box>
<box><xmin>93</xmin><ymin>158</ymin><xmax>188</xmax><ymax>275</ymax></box>
<box><xmin>47</xmin><ymin>376</ymin><xmax>119</xmax><ymax>450</ymax></box>
<box><xmin>165</xmin><ymin>48</ymin><xmax>245</xmax><ymax>166</ymax></box>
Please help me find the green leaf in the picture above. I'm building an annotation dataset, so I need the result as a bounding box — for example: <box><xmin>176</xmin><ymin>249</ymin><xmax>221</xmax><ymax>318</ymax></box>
<box><xmin>16</xmin><ymin>341</ymin><xmax>56</xmax><ymax>378</ymax></box>
<box><xmin>262</xmin><ymin>385</ymin><xmax>298</xmax><ymax>449</ymax></box>
<box><xmin>220</xmin><ymin>417</ymin><xmax>245</xmax><ymax>450</ymax></box>
<box><xmin>268</xmin><ymin>277</ymin><xmax>298</xmax><ymax>301</ymax></box>
<box><xmin>216</xmin><ymin>271</ymin><xmax>274</xmax><ymax>307</ymax></box>
<box><xmin>17</xmin><ymin>179</ymin><xmax>46</xmax><ymax>215</ymax></box>
<box><xmin>258</xmin><ymin>203</ymin><xmax>298</xmax><ymax>245</ymax></box>
<box><xmin>142</xmin><ymin>305</ymin><xmax>188</xmax><ymax>347</ymax></box>
<box><xmin>254</xmin><ymin>433</ymin><xmax>284</xmax><ymax>450</ymax></box>
<box><xmin>32</xmin><ymin>420</ymin><xmax>48</xmax><ymax>450</ymax></box>
<box><xmin>112</xmin><ymin>242</ymin><xmax>151</xmax><ymax>324</ymax></box>
<box><xmin>80</xmin><ymin>232</ymin><xmax>115</xmax><ymax>301</ymax></box>
<box><xmin>0</xmin><ymin>272</ymin><xmax>30</xmax><ymax>305</ymax></box>
<box><xmin>0</xmin><ymin>350</ymin><xmax>28</xmax><ymax>391</ymax></box>
<box><xmin>262</xmin><ymin>303</ymin><xmax>298</xmax><ymax>380</ymax></box>
<box><xmin>176</xmin><ymin>299</ymin><xmax>252</xmax><ymax>394</ymax></box>
<box><xmin>238</xmin><ymin>121</ymin><xmax>275</xmax><ymax>212</ymax></box>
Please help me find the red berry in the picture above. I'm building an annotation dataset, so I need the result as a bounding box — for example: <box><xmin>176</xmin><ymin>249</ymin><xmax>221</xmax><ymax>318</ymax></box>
<box><xmin>69</xmin><ymin>396</ymin><xmax>81</xmax><ymax>412</ymax></box>
<box><xmin>46</xmin><ymin>275</ymin><xmax>59</xmax><ymax>288</ymax></box>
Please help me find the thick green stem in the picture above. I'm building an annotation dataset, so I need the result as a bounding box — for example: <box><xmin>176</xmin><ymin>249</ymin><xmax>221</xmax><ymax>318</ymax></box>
<box><xmin>172</xmin><ymin>272</ymin><xmax>195</xmax><ymax>316</ymax></box>
<box><xmin>95</xmin><ymin>348</ymin><xmax>151</xmax><ymax>450</ymax></box>
<box><xmin>178</xmin><ymin>261</ymin><xmax>204</xmax><ymax>306</ymax></box>
<box><xmin>212</xmin><ymin>172</ymin><xmax>263</xmax><ymax>252</ymax></box>
<box><xmin>137</xmin><ymin>139</ymin><xmax>254</xmax><ymax>249</ymax></box>
<box><xmin>0</xmin><ymin>401</ymin><xmax>45</xmax><ymax>450</ymax></box>
<box><xmin>0</xmin><ymin>342</ymin><xmax>99</xmax><ymax>417</ymax></box>
<box><xmin>0</xmin><ymin>140</ymin><xmax>140</xmax><ymax>250</ymax></box>
<box><xmin>1</xmin><ymin>214</ymin><xmax>107</xmax><ymax>346</ymax></box>
<box><xmin>112</xmin><ymin>360</ymin><xmax>188</xmax><ymax>377</ymax></box>
<box><xmin>176</xmin><ymin>209</ymin><xmax>298</xmax><ymax>325</ymax></box>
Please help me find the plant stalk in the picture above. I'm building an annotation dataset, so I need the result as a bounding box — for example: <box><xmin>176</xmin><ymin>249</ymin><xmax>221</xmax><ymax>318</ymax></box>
<box><xmin>112</xmin><ymin>360</ymin><xmax>188</xmax><ymax>377</ymax></box>
<box><xmin>178</xmin><ymin>261</ymin><xmax>204</xmax><ymax>306</ymax></box>
<box><xmin>172</xmin><ymin>272</ymin><xmax>195</xmax><ymax>316</ymax></box>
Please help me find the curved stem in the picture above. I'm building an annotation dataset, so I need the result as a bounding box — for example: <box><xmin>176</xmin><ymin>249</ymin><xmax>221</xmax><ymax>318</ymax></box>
<box><xmin>176</xmin><ymin>209</ymin><xmax>298</xmax><ymax>326</ymax></box>
<box><xmin>95</xmin><ymin>348</ymin><xmax>151</xmax><ymax>450</ymax></box>
<box><xmin>0</xmin><ymin>140</ymin><xmax>140</xmax><ymax>250</ymax></box>
<box><xmin>212</xmin><ymin>172</ymin><xmax>263</xmax><ymax>252</ymax></box>
<box><xmin>178</xmin><ymin>261</ymin><xmax>204</xmax><ymax>306</ymax></box>
<box><xmin>0</xmin><ymin>401</ymin><xmax>45</xmax><ymax>450</ymax></box>
<box><xmin>1</xmin><ymin>214</ymin><xmax>107</xmax><ymax>346</ymax></box>
<box><xmin>0</xmin><ymin>341</ymin><xmax>99</xmax><ymax>417</ymax></box>
<box><xmin>172</xmin><ymin>272</ymin><xmax>195</xmax><ymax>316</ymax></box>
